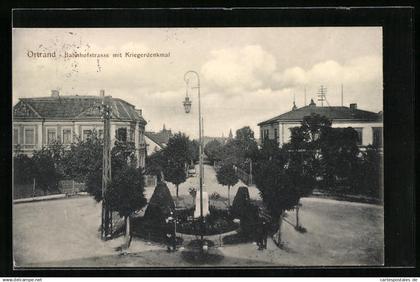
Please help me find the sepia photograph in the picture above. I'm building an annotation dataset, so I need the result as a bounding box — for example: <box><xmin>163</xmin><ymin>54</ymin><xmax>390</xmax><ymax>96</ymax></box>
<box><xmin>12</xmin><ymin>27</ymin><xmax>384</xmax><ymax>268</ymax></box>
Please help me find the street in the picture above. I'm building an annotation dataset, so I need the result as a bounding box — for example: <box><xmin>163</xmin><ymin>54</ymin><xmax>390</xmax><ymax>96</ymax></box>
<box><xmin>13</xmin><ymin>166</ymin><xmax>383</xmax><ymax>267</ymax></box>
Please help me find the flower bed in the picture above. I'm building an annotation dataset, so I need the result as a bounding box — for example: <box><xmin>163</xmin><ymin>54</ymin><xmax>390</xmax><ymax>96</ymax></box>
<box><xmin>176</xmin><ymin>206</ymin><xmax>238</xmax><ymax>236</ymax></box>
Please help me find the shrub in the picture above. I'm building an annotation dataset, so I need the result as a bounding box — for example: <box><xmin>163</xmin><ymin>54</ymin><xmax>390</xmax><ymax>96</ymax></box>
<box><xmin>144</xmin><ymin>182</ymin><xmax>175</xmax><ymax>227</ymax></box>
<box><xmin>231</xmin><ymin>186</ymin><xmax>250</xmax><ymax>219</ymax></box>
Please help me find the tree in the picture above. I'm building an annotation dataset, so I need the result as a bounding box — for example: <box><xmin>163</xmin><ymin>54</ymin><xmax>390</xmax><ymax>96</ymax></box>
<box><xmin>146</xmin><ymin>150</ymin><xmax>166</xmax><ymax>182</ymax></box>
<box><xmin>254</xmin><ymin>158</ymin><xmax>298</xmax><ymax>246</ymax></box>
<box><xmin>32</xmin><ymin>148</ymin><xmax>61</xmax><ymax>192</ymax></box>
<box><xmin>161</xmin><ymin>133</ymin><xmax>192</xmax><ymax>198</ymax></box>
<box><xmin>352</xmin><ymin>145</ymin><xmax>382</xmax><ymax>198</ymax></box>
<box><xmin>13</xmin><ymin>153</ymin><xmax>35</xmax><ymax>185</ymax></box>
<box><xmin>164</xmin><ymin>162</ymin><xmax>186</xmax><ymax>199</ymax></box>
<box><xmin>216</xmin><ymin>164</ymin><xmax>238</xmax><ymax>206</ymax></box>
<box><xmin>63</xmin><ymin>130</ymin><xmax>103</xmax><ymax>201</ymax></box>
<box><xmin>188</xmin><ymin>139</ymin><xmax>200</xmax><ymax>164</ymax></box>
<box><xmin>204</xmin><ymin>139</ymin><xmax>223</xmax><ymax>163</ymax></box>
<box><xmin>319</xmin><ymin>127</ymin><xmax>360</xmax><ymax>189</ymax></box>
<box><xmin>106</xmin><ymin>166</ymin><xmax>147</xmax><ymax>247</ymax></box>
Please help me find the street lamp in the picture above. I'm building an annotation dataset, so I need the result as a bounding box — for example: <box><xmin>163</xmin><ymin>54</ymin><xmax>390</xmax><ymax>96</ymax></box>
<box><xmin>183</xmin><ymin>70</ymin><xmax>204</xmax><ymax>243</ymax></box>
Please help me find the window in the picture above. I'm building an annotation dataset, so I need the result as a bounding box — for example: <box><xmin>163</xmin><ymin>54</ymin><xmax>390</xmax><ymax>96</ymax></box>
<box><xmin>372</xmin><ymin>127</ymin><xmax>383</xmax><ymax>148</ymax></box>
<box><xmin>354</xmin><ymin>128</ymin><xmax>363</xmax><ymax>145</ymax></box>
<box><xmin>274</xmin><ymin>128</ymin><xmax>279</xmax><ymax>140</ymax></box>
<box><xmin>24</xmin><ymin>128</ymin><xmax>35</xmax><ymax>145</ymax></box>
<box><xmin>62</xmin><ymin>129</ymin><xmax>72</xmax><ymax>144</ymax></box>
<box><xmin>83</xmin><ymin>129</ymin><xmax>92</xmax><ymax>141</ymax></box>
<box><xmin>13</xmin><ymin>128</ymin><xmax>19</xmax><ymax>145</ymax></box>
<box><xmin>116</xmin><ymin>127</ymin><xmax>127</xmax><ymax>142</ymax></box>
<box><xmin>47</xmin><ymin>128</ymin><xmax>57</xmax><ymax>144</ymax></box>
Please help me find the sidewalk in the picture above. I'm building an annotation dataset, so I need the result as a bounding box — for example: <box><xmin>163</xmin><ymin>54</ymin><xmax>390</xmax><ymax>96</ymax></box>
<box><xmin>13</xmin><ymin>192</ymin><xmax>89</xmax><ymax>204</ymax></box>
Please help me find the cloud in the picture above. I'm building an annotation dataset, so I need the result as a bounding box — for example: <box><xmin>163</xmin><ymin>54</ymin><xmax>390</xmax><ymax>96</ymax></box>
<box><xmin>274</xmin><ymin>55</ymin><xmax>381</xmax><ymax>88</ymax></box>
<box><xmin>201</xmin><ymin>45</ymin><xmax>276</xmax><ymax>93</ymax></box>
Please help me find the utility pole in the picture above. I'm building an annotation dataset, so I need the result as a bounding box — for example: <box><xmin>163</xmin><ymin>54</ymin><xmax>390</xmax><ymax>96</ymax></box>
<box><xmin>101</xmin><ymin>91</ymin><xmax>112</xmax><ymax>240</ymax></box>
<box><xmin>341</xmin><ymin>84</ymin><xmax>344</xmax><ymax>106</ymax></box>
<box><xmin>317</xmin><ymin>85</ymin><xmax>328</xmax><ymax>107</ymax></box>
<box><xmin>304</xmin><ymin>86</ymin><xmax>307</xmax><ymax>106</ymax></box>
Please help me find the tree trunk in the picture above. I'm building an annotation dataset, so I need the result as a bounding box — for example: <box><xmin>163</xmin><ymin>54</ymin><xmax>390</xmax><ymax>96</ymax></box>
<box><xmin>296</xmin><ymin>204</ymin><xmax>300</xmax><ymax>228</ymax></box>
<box><xmin>275</xmin><ymin>211</ymin><xmax>285</xmax><ymax>247</ymax></box>
<box><xmin>228</xmin><ymin>185</ymin><xmax>231</xmax><ymax>206</ymax></box>
<box><xmin>125</xmin><ymin>215</ymin><xmax>131</xmax><ymax>249</ymax></box>
<box><xmin>176</xmin><ymin>184</ymin><xmax>179</xmax><ymax>199</ymax></box>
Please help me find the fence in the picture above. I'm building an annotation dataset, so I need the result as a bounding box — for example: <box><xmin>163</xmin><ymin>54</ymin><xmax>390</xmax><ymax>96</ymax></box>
<box><xmin>235</xmin><ymin>166</ymin><xmax>254</xmax><ymax>185</ymax></box>
<box><xmin>59</xmin><ymin>180</ymin><xmax>86</xmax><ymax>196</ymax></box>
<box><xmin>13</xmin><ymin>179</ymin><xmax>86</xmax><ymax>199</ymax></box>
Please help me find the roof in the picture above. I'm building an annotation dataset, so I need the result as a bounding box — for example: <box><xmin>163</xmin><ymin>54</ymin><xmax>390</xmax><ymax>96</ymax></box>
<box><xmin>144</xmin><ymin>132</ymin><xmax>164</xmax><ymax>148</ymax></box>
<box><xmin>144</xmin><ymin>129</ymin><xmax>172</xmax><ymax>147</ymax></box>
<box><xmin>258</xmin><ymin>105</ymin><xmax>382</xmax><ymax>126</ymax></box>
<box><xmin>13</xmin><ymin>95</ymin><xmax>146</xmax><ymax>124</ymax></box>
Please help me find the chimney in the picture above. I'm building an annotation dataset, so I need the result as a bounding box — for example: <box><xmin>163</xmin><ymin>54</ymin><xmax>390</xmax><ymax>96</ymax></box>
<box><xmin>350</xmin><ymin>103</ymin><xmax>357</xmax><ymax>110</ymax></box>
<box><xmin>51</xmin><ymin>90</ymin><xmax>59</xmax><ymax>98</ymax></box>
<box><xmin>136</xmin><ymin>109</ymin><xmax>142</xmax><ymax>116</ymax></box>
<box><xmin>99</xmin><ymin>89</ymin><xmax>105</xmax><ymax>98</ymax></box>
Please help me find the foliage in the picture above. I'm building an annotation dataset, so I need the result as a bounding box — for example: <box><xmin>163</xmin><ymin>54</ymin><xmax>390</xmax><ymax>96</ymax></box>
<box><xmin>111</xmin><ymin>140</ymin><xmax>137</xmax><ymax>176</ymax></box>
<box><xmin>254</xmin><ymin>159</ymin><xmax>299</xmax><ymax>220</ymax></box>
<box><xmin>144</xmin><ymin>182</ymin><xmax>175</xmax><ymax>225</ymax></box>
<box><xmin>216</xmin><ymin>164</ymin><xmax>238</xmax><ymax>188</ymax></box>
<box><xmin>106</xmin><ymin>166</ymin><xmax>147</xmax><ymax>218</ymax></box>
<box><xmin>31</xmin><ymin>147</ymin><xmax>61</xmax><ymax>192</ymax></box>
<box><xmin>216</xmin><ymin>126</ymin><xmax>259</xmax><ymax>167</ymax></box>
<box><xmin>234</xmin><ymin>126</ymin><xmax>259</xmax><ymax>160</ymax></box>
<box><xmin>165</xmin><ymin>132</ymin><xmax>193</xmax><ymax>166</ymax></box>
<box><xmin>319</xmin><ymin>127</ymin><xmax>360</xmax><ymax>189</ymax></box>
<box><xmin>146</xmin><ymin>150</ymin><xmax>166</xmax><ymax>181</ymax></box>
<box><xmin>209</xmin><ymin>192</ymin><xmax>221</xmax><ymax>201</ymax></box>
<box><xmin>13</xmin><ymin>154</ymin><xmax>36</xmax><ymax>185</ymax></box>
<box><xmin>164</xmin><ymin>162</ymin><xmax>186</xmax><ymax>197</ymax></box>
<box><xmin>204</xmin><ymin>139</ymin><xmax>223</xmax><ymax>162</ymax></box>
<box><xmin>216</xmin><ymin>163</ymin><xmax>238</xmax><ymax>206</ymax></box>
<box><xmin>230</xmin><ymin>186</ymin><xmax>251</xmax><ymax>219</ymax></box>
<box><xmin>188</xmin><ymin>139</ymin><xmax>200</xmax><ymax>163</ymax></box>
<box><xmin>63</xmin><ymin>130</ymin><xmax>103</xmax><ymax>183</ymax></box>
<box><xmin>188</xmin><ymin>187</ymin><xmax>197</xmax><ymax>199</ymax></box>
<box><xmin>289</xmin><ymin>114</ymin><xmax>332</xmax><ymax>150</ymax></box>
<box><xmin>351</xmin><ymin>145</ymin><xmax>382</xmax><ymax>198</ymax></box>
<box><xmin>176</xmin><ymin>207</ymin><xmax>238</xmax><ymax>236</ymax></box>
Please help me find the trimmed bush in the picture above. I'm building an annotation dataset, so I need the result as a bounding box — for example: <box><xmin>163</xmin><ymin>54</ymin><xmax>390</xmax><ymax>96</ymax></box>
<box><xmin>144</xmin><ymin>182</ymin><xmax>175</xmax><ymax>226</ymax></box>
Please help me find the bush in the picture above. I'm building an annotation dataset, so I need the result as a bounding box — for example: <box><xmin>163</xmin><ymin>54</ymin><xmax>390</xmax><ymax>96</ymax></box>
<box><xmin>144</xmin><ymin>182</ymin><xmax>175</xmax><ymax>226</ymax></box>
<box><xmin>231</xmin><ymin>186</ymin><xmax>250</xmax><ymax>218</ymax></box>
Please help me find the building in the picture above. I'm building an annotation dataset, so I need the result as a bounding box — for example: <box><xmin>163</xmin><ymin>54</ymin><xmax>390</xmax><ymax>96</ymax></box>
<box><xmin>144</xmin><ymin>124</ymin><xmax>173</xmax><ymax>156</ymax></box>
<box><xmin>12</xmin><ymin>90</ymin><xmax>147</xmax><ymax>167</ymax></box>
<box><xmin>258</xmin><ymin>99</ymin><xmax>383</xmax><ymax>148</ymax></box>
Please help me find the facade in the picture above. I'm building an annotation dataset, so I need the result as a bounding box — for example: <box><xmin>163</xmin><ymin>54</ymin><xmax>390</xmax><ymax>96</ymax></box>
<box><xmin>13</xmin><ymin>90</ymin><xmax>147</xmax><ymax>168</ymax></box>
<box><xmin>144</xmin><ymin>124</ymin><xmax>173</xmax><ymax>156</ymax></box>
<box><xmin>144</xmin><ymin>133</ymin><xmax>165</xmax><ymax>155</ymax></box>
<box><xmin>258</xmin><ymin>99</ymin><xmax>383</xmax><ymax>148</ymax></box>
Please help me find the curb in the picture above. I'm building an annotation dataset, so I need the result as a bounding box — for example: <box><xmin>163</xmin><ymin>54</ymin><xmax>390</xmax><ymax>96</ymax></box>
<box><xmin>13</xmin><ymin>192</ymin><xmax>90</xmax><ymax>204</ymax></box>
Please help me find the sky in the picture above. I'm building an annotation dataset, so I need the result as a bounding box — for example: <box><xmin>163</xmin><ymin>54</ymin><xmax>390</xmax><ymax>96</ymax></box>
<box><xmin>13</xmin><ymin>27</ymin><xmax>383</xmax><ymax>139</ymax></box>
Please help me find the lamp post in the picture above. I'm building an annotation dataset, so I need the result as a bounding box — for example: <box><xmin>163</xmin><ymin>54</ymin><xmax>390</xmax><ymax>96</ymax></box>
<box><xmin>183</xmin><ymin>70</ymin><xmax>204</xmax><ymax>243</ymax></box>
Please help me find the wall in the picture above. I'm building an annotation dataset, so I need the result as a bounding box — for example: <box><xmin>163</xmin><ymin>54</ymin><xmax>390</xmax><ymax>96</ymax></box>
<box><xmin>260</xmin><ymin>120</ymin><xmax>383</xmax><ymax>147</ymax></box>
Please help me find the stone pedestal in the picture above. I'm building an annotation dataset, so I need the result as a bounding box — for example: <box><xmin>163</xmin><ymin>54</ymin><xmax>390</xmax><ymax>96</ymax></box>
<box><xmin>194</xmin><ymin>191</ymin><xmax>209</xmax><ymax>218</ymax></box>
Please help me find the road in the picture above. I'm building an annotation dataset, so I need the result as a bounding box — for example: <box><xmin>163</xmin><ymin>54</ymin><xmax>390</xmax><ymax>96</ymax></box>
<box><xmin>13</xmin><ymin>164</ymin><xmax>384</xmax><ymax>267</ymax></box>
<box><xmin>144</xmin><ymin>164</ymin><xmax>261</xmax><ymax>202</ymax></box>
